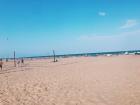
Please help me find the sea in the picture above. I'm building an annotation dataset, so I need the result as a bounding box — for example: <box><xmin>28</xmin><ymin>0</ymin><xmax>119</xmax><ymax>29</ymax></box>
<box><xmin>22</xmin><ymin>50</ymin><xmax>140</xmax><ymax>59</ymax></box>
<box><xmin>2</xmin><ymin>50</ymin><xmax>140</xmax><ymax>60</ymax></box>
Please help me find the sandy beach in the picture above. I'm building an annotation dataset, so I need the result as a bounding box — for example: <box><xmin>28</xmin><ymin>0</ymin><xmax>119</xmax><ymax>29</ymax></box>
<box><xmin>0</xmin><ymin>55</ymin><xmax>140</xmax><ymax>105</ymax></box>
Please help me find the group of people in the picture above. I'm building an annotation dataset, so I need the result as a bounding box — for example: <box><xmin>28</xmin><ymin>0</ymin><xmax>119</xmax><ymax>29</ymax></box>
<box><xmin>0</xmin><ymin>58</ymin><xmax>24</xmax><ymax>70</ymax></box>
<box><xmin>17</xmin><ymin>58</ymin><xmax>24</xmax><ymax>67</ymax></box>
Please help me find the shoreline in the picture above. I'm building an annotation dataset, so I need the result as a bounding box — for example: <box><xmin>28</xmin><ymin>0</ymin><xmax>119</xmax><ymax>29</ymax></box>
<box><xmin>1</xmin><ymin>49</ymin><xmax>140</xmax><ymax>60</ymax></box>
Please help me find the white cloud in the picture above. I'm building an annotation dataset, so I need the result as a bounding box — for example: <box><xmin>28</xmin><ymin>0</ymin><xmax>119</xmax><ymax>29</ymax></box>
<box><xmin>120</xmin><ymin>29</ymin><xmax>140</xmax><ymax>36</ymax></box>
<box><xmin>77</xmin><ymin>29</ymin><xmax>140</xmax><ymax>52</ymax></box>
<box><xmin>98</xmin><ymin>12</ymin><xmax>106</xmax><ymax>16</ymax></box>
<box><xmin>121</xmin><ymin>19</ymin><xmax>138</xmax><ymax>29</ymax></box>
<box><xmin>78</xmin><ymin>29</ymin><xmax>140</xmax><ymax>41</ymax></box>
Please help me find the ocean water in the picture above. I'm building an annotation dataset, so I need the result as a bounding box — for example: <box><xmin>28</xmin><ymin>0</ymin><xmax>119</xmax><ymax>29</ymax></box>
<box><xmin>3</xmin><ymin>50</ymin><xmax>140</xmax><ymax>60</ymax></box>
<box><xmin>54</xmin><ymin>50</ymin><xmax>140</xmax><ymax>58</ymax></box>
<box><xmin>28</xmin><ymin>50</ymin><xmax>140</xmax><ymax>59</ymax></box>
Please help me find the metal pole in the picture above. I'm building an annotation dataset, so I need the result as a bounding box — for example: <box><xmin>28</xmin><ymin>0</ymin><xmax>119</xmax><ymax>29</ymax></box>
<box><xmin>53</xmin><ymin>50</ymin><xmax>55</xmax><ymax>62</ymax></box>
<box><xmin>14</xmin><ymin>51</ymin><xmax>16</xmax><ymax>67</ymax></box>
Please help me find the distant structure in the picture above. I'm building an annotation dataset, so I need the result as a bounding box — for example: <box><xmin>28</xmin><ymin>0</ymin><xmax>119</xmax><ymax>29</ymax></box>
<box><xmin>14</xmin><ymin>51</ymin><xmax>16</xmax><ymax>67</ymax></box>
<box><xmin>53</xmin><ymin>50</ymin><xmax>56</xmax><ymax>62</ymax></box>
<box><xmin>53</xmin><ymin>50</ymin><xmax>57</xmax><ymax>62</ymax></box>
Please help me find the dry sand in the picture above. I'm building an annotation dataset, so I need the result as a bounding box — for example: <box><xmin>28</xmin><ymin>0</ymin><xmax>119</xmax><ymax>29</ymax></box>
<box><xmin>0</xmin><ymin>55</ymin><xmax>140</xmax><ymax>105</ymax></box>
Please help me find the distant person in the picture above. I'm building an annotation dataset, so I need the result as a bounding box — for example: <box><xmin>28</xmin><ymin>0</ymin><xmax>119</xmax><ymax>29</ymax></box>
<box><xmin>21</xmin><ymin>58</ymin><xmax>24</xmax><ymax>64</ymax></box>
<box><xmin>17</xmin><ymin>60</ymin><xmax>20</xmax><ymax>67</ymax></box>
<box><xmin>6</xmin><ymin>58</ymin><xmax>8</xmax><ymax>62</ymax></box>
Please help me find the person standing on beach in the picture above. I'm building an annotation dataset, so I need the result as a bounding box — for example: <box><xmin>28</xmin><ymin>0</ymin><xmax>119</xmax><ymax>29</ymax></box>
<box><xmin>17</xmin><ymin>60</ymin><xmax>20</xmax><ymax>67</ymax></box>
<box><xmin>6</xmin><ymin>58</ymin><xmax>8</xmax><ymax>62</ymax></box>
<box><xmin>21</xmin><ymin>58</ymin><xmax>24</xmax><ymax>66</ymax></box>
<box><xmin>0</xmin><ymin>59</ymin><xmax>3</xmax><ymax>70</ymax></box>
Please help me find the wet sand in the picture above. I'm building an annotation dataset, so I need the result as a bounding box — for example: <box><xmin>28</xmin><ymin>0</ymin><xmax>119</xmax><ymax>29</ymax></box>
<box><xmin>0</xmin><ymin>55</ymin><xmax>140</xmax><ymax>105</ymax></box>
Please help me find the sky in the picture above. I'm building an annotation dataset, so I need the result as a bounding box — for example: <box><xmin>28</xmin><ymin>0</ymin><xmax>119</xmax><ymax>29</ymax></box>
<box><xmin>0</xmin><ymin>0</ymin><xmax>140</xmax><ymax>57</ymax></box>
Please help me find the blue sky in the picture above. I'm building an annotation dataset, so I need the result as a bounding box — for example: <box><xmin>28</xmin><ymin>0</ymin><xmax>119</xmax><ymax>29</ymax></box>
<box><xmin>0</xmin><ymin>0</ymin><xmax>140</xmax><ymax>57</ymax></box>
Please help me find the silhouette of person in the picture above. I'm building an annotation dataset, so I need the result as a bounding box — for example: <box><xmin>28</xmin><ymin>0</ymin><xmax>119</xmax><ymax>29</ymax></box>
<box><xmin>21</xmin><ymin>58</ymin><xmax>24</xmax><ymax>64</ymax></box>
